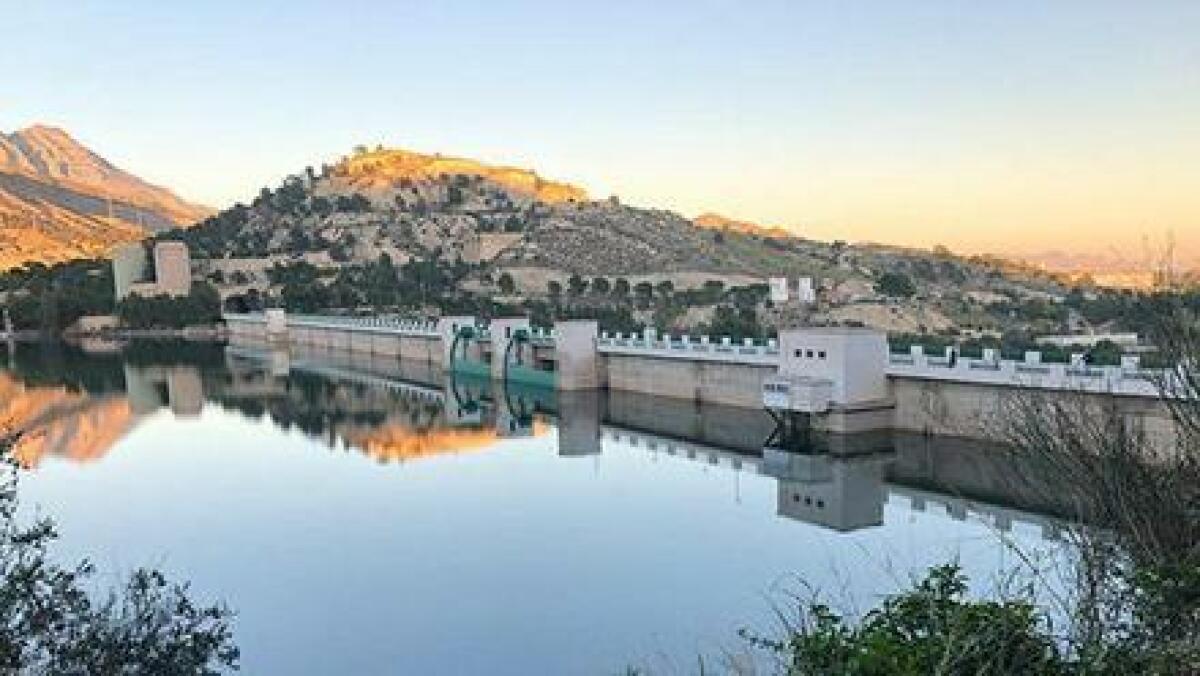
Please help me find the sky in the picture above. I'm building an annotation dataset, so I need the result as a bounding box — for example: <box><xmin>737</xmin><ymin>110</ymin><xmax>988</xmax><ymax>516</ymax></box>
<box><xmin>3</xmin><ymin>0</ymin><xmax>1198</xmax><ymax>264</ymax></box>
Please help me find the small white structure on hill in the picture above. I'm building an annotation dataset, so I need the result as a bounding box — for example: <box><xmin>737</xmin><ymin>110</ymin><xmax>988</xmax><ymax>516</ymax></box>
<box><xmin>769</xmin><ymin>277</ymin><xmax>789</xmax><ymax>303</ymax></box>
<box><xmin>796</xmin><ymin>277</ymin><xmax>816</xmax><ymax>304</ymax></box>
<box><xmin>769</xmin><ymin>277</ymin><xmax>817</xmax><ymax>305</ymax></box>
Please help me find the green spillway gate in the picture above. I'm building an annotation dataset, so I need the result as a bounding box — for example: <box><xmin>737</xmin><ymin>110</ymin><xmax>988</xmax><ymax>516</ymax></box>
<box><xmin>448</xmin><ymin>326</ymin><xmax>556</xmax><ymax>388</ymax></box>
<box><xmin>502</xmin><ymin>328</ymin><xmax>556</xmax><ymax>388</ymax></box>
<box><xmin>448</xmin><ymin>325</ymin><xmax>490</xmax><ymax>378</ymax></box>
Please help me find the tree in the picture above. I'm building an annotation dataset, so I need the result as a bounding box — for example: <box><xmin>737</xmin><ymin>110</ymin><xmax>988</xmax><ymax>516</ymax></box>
<box><xmin>497</xmin><ymin>272</ymin><xmax>516</xmax><ymax>295</ymax></box>
<box><xmin>591</xmin><ymin>277</ymin><xmax>611</xmax><ymax>295</ymax></box>
<box><xmin>546</xmin><ymin>280</ymin><xmax>563</xmax><ymax>298</ymax></box>
<box><xmin>700</xmin><ymin>279</ymin><xmax>726</xmax><ymax>304</ymax></box>
<box><xmin>567</xmin><ymin>275</ymin><xmax>587</xmax><ymax>296</ymax></box>
<box><xmin>1086</xmin><ymin>339</ymin><xmax>1123</xmax><ymax>366</ymax></box>
<box><xmin>311</xmin><ymin>196</ymin><xmax>333</xmax><ymax>217</ymax></box>
<box><xmin>655</xmin><ymin>280</ymin><xmax>675</xmax><ymax>299</ymax></box>
<box><xmin>998</xmin><ymin>303</ymin><xmax>1200</xmax><ymax>670</ymax></box>
<box><xmin>613</xmin><ymin>278</ymin><xmax>631</xmax><ymax>299</ymax></box>
<box><xmin>875</xmin><ymin>271</ymin><xmax>916</xmax><ymax>298</ymax></box>
<box><xmin>117</xmin><ymin>284</ymin><xmax>222</xmax><ymax>329</ymax></box>
<box><xmin>707</xmin><ymin>304</ymin><xmax>763</xmax><ymax>340</ymax></box>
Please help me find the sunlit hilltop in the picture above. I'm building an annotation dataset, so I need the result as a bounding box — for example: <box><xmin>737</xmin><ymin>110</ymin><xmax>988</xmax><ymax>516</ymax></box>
<box><xmin>333</xmin><ymin>147</ymin><xmax>587</xmax><ymax>205</ymax></box>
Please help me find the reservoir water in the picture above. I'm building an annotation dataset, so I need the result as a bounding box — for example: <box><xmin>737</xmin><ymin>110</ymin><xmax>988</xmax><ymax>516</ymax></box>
<box><xmin>0</xmin><ymin>340</ymin><xmax>1065</xmax><ymax>674</ymax></box>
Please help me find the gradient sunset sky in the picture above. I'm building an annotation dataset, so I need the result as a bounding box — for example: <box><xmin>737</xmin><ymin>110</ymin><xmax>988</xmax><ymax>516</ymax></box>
<box><xmin>3</xmin><ymin>1</ymin><xmax>1198</xmax><ymax>263</ymax></box>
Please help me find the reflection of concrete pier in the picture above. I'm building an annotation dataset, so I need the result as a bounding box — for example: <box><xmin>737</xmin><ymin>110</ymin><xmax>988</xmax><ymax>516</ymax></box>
<box><xmin>555</xmin><ymin>390</ymin><xmax>603</xmax><ymax>457</ymax></box>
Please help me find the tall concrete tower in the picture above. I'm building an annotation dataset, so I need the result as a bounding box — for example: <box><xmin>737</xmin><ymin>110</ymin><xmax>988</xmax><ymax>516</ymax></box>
<box><xmin>112</xmin><ymin>243</ymin><xmax>148</xmax><ymax>301</ymax></box>
<box><xmin>153</xmin><ymin>241</ymin><xmax>192</xmax><ymax>297</ymax></box>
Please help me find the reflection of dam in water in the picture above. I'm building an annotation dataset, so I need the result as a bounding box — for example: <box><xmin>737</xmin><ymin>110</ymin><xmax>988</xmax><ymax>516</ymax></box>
<box><xmin>218</xmin><ymin>346</ymin><xmax>1071</xmax><ymax>538</ymax></box>
<box><xmin>0</xmin><ymin>340</ymin><xmax>1073</xmax><ymax>538</ymax></box>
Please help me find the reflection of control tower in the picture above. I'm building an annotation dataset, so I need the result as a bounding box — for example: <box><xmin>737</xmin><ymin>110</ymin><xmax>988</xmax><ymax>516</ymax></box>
<box><xmin>763</xmin><ymin>448</ymin><xmax>894</xmax><ymax>532</ymax></box>
<box><xmin>555</xmin><ymin>390</ymin><xmax>603</xmax><ymax>457</ymax></box>
<box><xmin>123</xmin><ymin>365</ymin><xmax>205</xmax><ymax>418</ymax></box>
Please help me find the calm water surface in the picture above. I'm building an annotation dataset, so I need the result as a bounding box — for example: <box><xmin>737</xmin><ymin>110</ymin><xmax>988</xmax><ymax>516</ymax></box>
<box><xmin>0</xmin><ymin>341</ymin><xmax>1063</xmax><ymax>674</ymax></box>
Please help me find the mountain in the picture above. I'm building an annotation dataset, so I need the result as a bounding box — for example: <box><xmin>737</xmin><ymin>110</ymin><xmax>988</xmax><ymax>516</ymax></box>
<box><xmin>180</xmin><ymin>145</ymin><xmax>847</xmax><ymax>276</ymax></box>
<box><xmin>0</xmin><ymin>125</ymin><xmax>210</xmax><ymax>270</ymax></box>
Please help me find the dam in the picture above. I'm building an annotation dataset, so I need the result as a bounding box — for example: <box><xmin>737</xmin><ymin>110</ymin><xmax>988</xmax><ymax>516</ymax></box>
<box><xmin>222</xmin><ymin>311</ymin><xmax>1185</xmax><ymax>443</ymax></box>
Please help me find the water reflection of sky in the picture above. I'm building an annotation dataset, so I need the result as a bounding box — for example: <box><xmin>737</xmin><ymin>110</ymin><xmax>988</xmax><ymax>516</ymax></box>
<box><xmin>4</xmin><ymin>346</ymin><xmax>1063</xmax><ymax>675</ymax></box>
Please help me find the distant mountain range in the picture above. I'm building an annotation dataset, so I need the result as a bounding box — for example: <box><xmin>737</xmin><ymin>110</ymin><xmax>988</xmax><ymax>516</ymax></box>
<box><xmin>0</xmin><ymin>125</ymin><xmax>210</xmax><ymax>270</ymax></box>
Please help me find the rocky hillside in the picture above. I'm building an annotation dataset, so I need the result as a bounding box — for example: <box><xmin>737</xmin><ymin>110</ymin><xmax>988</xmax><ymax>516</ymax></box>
<box><xmin>185</xmin><ymin>145</ymin><xmax>1062</xmax><ymax>281</ymax></box>
<box><xmin>175</xmin><ymin>144</ymin><xmax>1083</xmax><ymax>334</ymax></box>
<box><xmin>0</xmin><ymin>125</ymin><xmax>210</xmax><ymax>269</ymax></box>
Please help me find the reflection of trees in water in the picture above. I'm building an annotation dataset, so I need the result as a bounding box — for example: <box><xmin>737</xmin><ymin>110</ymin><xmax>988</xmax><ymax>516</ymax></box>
<box><xmin>1</xmin><ymin>340</ymin><xmax>226</xmax><ymax>395</ymax></box>
<box><xmin>209</xmin><ymin>367</ymin><xmax>479</xmax><ymax>463</ymax></box>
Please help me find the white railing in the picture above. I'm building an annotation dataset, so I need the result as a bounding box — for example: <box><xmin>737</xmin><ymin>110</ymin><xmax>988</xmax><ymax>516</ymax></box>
<box><xmin>597</xmin><ymin>332</ymin><xmax>779</xmax><ymax>366</ymax></box>
<box><xmin>222</xmin><ymin>313</ymin><xmax>438</xmax><ymax>337</ymax></box>
<box><xmin>528</xmin><ymin>327</ymin><xmax>556</xmax><ymax>345</ymax></box>
<box><xmin>885</xmin><ymin>346</ymin><xmax>1173</xmax><ymax>398</ymax></box>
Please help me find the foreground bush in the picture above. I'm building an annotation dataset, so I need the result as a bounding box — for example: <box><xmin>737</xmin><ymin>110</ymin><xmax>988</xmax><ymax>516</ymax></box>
<box><xmin>745</xmin><ymin>564</ymin><xmax>1063</xmax><ymax>675</ymax></box>
<box><xmin>0</xmin><ymin>448</ymin><xmax>238</xmax><ymax>673</ymax></box>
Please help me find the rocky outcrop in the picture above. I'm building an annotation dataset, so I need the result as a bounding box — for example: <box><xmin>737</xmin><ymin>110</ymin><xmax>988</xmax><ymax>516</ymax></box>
<box><xmin>332</xmin><ymin>147</ymin><xmax>587</xmax><ymax>204</ymax></box>
<box><xmin>693</xmin><ymin>211</ymin><xmax>792</xmax><ymax>239</ymax></box>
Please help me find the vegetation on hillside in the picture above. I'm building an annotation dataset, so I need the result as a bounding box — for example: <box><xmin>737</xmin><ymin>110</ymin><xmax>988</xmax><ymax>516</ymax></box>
<box><xmin>0</xmin><ymin>258</ymin><xmax>221</xmax><ymax>332</ymax></box>
<box><xmin>159</xmin><ymin>145</ymin><xmax>1118</xmax><ymax>336</ymax></box>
